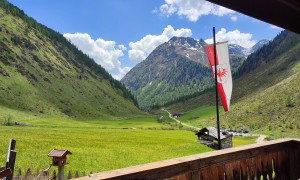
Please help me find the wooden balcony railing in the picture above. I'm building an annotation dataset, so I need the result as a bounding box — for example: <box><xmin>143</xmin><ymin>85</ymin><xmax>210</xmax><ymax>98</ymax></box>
<box><xmin>76</xmin><ymin>138</ymin><xmax>300</xmax><ymax>180</ymax></box>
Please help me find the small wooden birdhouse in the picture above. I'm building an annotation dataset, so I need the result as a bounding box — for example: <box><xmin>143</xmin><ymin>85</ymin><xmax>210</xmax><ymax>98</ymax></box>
<box><xmin>48</xmin><ymin>149</ymin><xmax>72</xmax><ymax>167</ymax></box>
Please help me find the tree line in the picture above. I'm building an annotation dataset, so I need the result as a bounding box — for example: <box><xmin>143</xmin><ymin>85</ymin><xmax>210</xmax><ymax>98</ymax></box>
<box><xmin>0</xmin><ymin>0</ymin><xmax>138</xmax><ymax>106</ymax></box>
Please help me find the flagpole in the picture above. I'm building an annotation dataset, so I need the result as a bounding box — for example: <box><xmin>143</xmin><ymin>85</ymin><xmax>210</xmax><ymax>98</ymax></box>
<box><xmin>213</xmin><ymin>27</ymin><xmax>221</xmax><ymax>150</ymax></box>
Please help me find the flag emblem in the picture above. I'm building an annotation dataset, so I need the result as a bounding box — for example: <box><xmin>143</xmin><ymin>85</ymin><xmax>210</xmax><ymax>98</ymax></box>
<box><xmin>212</xmin><ymin>64</ymin><xmax>230</xmax><ymax>83</ymax></box>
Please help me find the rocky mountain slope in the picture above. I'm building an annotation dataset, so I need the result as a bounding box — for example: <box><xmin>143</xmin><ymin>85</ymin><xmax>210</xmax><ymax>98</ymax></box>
<box><xmin>0</xmin><ymin>1</ymin><xmax>142</xmax><ymax>120</ymax></box>
<box><xmin>250</xmin><ymin>39</ymin><xmax>269</xmax><ymax>52</ymax></box>
<box><xmin>122</xmin><ymin>37</ymin><xmax>213</xmax><ymax>110</ymax></box>
<box><xmin>165</xmin><ymin>30</ymin><xmax>300</xmax><ymax>138</ymax></box>
<box><xmin>122</xmin><ymin>36</ymin><xmax>267</xmax><ymax>110</ymax></box>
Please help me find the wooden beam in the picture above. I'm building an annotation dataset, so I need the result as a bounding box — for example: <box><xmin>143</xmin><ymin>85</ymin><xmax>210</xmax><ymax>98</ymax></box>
<box><xmin>205</xmin><ymin>0</ymin><xmax>300</xmax><ymax>34</ymax></box>
<box><xmin>75</xmin><ymin>138</ymin><xmax>299</xmax><ymax>180</ymax></box>
<box><xmin>5</xmin><ymin>139</ymin><xmax>16</xmax><ymax>180</ymax></box>
<box><xmin>0</xmin><ymin>168</ymin><xmax>12</xmax><ymax>179</ymax></box>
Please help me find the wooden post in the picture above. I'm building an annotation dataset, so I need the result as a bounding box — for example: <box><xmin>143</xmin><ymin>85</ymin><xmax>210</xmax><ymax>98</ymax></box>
<box><xmin>58</xmin><ymin>166</ymin><xmax>64</xmax><ymax>180</ymax></box>
<box><xmin>5</xmin><ymin>139</ymin><xmax>16</xmax><ymax>180</ymax></box>
<box><xmin>67</xmin><ymin>171</ymin><xmax>72</xmax><ymax>179</ymax></box>
<box><xmin>53</xmin><ymin>169</ymin><xmax>57</xmax><ymax>180</ymax></box>
<box><xmin>25</xmin><ymin>168</ymin><xmax>32</xmax><ymax>179</ymax></box>
<box><xmin>75</xmin><ymin>171</ymin><xmax>79</xmax><ymax>178</ymax></box>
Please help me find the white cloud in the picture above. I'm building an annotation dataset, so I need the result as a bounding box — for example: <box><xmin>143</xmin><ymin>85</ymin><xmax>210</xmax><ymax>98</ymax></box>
<box><xmin>128</xmin><ymin>25</ymin><xmax>192</xmax><ymax>62</ymax></box>
<box><xmin>63</xmin><ymin>33</ymin><xmax>130</xmax><ymax>80</ymax></box>
<box><xmin>230</xmin><ymin>16</ymin><xmax>238</xmax><ymax>22</ymax></box>
<box><xmin>118</xmin><ymin>44</ymin><xmax>127</xmax><ymax>51</ymax></box>
<box><xmin>114</xmin><ymin>66</ymin><xmax>131</xmax><ymax>80</ymax></box>
<box><xmin>270</xmin><ymin>25</ymin><xmax>283</xmax><ymax>30</ymax></box>
<box><xmin>205</xmin><ymin>28</ymin><xmax>256</xmax><ymax>49</ymax></box>
<box><xmin>157</xmin><ymin>0</ymin><xmax>235</xmax><ymax>22</ymax></box>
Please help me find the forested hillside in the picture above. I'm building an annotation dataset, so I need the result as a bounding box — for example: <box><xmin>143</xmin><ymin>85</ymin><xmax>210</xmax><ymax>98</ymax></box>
<box><xmin>122</xmin><ymin>37</ymin><xmax>213</xmax><ymax>110</ymax></box>
<box><xmin>122</xmin><ymin>35</ymin><xmax>268</xmax><ymax>111</ymax></box>
<box><xmin>0</xmin><ymin>0</ymin><xmax>142</xmax><ymax>120</ymax></box>
<box><xmin>165</xmin><ymin>30</ymin><xmax>300</xmax><ymax>137</ymax></box>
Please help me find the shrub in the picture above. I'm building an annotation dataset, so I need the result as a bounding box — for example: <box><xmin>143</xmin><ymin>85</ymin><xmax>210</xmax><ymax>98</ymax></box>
<box><xmin>2</xmin><ymin>115</ymin><xmax>14</xmax><ymax>126</ymax></box>
<box><xmin>285</xmin><ymin>95</ymin><xmax>295</xmax><ymax>107</ymax></box>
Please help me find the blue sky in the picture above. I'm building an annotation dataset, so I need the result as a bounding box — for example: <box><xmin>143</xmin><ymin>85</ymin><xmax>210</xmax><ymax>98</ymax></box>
<box><xmin>8</xmin><ymin>0</ymin><xmax>283</xmax><ymax>79</ymax></box>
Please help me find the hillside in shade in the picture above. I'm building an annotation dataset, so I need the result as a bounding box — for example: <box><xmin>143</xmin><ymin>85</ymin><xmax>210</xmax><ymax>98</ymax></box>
<box><xmin>0</xmin><ymin>1</ymin><xmax>142</xmax><ymax>120</ymax></box>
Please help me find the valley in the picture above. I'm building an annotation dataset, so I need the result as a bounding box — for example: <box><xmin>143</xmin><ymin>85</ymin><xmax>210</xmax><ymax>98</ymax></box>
<box><xmin>0</xmin><ymin>0</ymin><xmax>299</xmax><ymax>178</ymax></box>
<box><xmin>0</xmin><ymin>113</ymin><xmax>256</xmax><ymax>174</ymax></box>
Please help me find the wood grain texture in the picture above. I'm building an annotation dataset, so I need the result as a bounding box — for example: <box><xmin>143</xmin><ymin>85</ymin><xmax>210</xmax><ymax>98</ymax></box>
<box><xmin>75</xmin><ymin>138</ymin><xmax>300</xmax><ymax>180</ymax></box>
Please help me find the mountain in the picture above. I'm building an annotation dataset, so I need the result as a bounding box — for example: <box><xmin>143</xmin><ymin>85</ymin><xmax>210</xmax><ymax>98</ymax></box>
<box><xmin>122</xmin><ymin>36</ymin><xmax>266</xmax><ymax>110</ymax></box>
<box><xmin>250</xmin><ymin>39</ymin><xmax>270</xmax><ymax>52</ymax></box>
<box><xmin>228</xmin><ymin>40</ymin><xmax>270</xmax><ymax>57</ymax></box>
<box><xmin>164</xmin><ymin>30</ymin><xmax>300</xmax><ymax>138</ymax></box>
<box><xmin>228</xmin><ymin>40</ymin><xmax>270</xmax><ymax>72</ymax></box>
<box><xmin>228</xmin><ymin>44</ymin><xmax>248</xmax><ymax>72</ymax></box>
<box><xmin>0</xmin><ymin>1</ymin><xmax>142</xmax><ymax>120</ymax></box>
<box><xmin>228</xmin><ymin>44</ymin><xmax>250</xmax><ymax>57</ymax></box>
<box><xmin>121</xmin><ymin>37</ymin><xmax>213</xmax><ymax>110</ymax></box>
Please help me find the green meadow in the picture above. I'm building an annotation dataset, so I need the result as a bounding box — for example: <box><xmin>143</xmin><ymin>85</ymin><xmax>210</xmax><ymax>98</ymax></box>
<box><xmin>175</xmin><ymin>106</ymin><xmax>217</xmax><ymax>128</ymax></box>
<box><xmin>0</xmin><ymin>117</ymin><xmax>210</xmax><ymax>174</ymax></box>
<box><xmin>0</xmin><ymin>107</ymin><xmax>257</xmax><ymax>175</ymax></box>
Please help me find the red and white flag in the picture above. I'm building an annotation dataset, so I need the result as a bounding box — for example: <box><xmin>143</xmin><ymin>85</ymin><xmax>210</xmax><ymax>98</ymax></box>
<box><xmin>204</xmin><ymin>42</ymin><xmax>232</xmax><ymax>112</ymax></box>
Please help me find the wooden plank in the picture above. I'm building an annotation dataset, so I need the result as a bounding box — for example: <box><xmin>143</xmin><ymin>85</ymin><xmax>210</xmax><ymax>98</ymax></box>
<box><xmin>276</xmin><ymin>150</ymin><xmax>289</xmax><ymax>180</ymax></box>
<box><xmin>273</xmin><ymin>151</ymin><xmax>280</xmax><ymax>179</ymax></box>
<box><xmin>216</xmin><ymin>165</ymin><xmax>225</xmax><ymax>180</ymax></box>
<box><xmin>239</xmin><ymin>159</ymin><xmax>248</xmax><ymax>180</ymax></box>
<box><xmin>207</xmin><ymin>166</ymin><xmax>220</xmax><ymax>180</ymax></box>
<box><xmin>199</xmin><ymin>168</ymin><xmax>209</xmax><ymax>180</ymax></box>
<box><xmin>266</xmin><ymin>153</ymin><xmax>273</xmax><ymax>180</ymax></box>
<box><xmin>261</xmin><ymin>155</ymin><xmax>268</xmax><ymax>180</ymax></box>
<box><xmin>231</xmin><ymin>161</ymin><xmax>240</xmax><ymax>180</ymax></box>
<box><xmin>166</xmin><ymin>172</ymin><xmax>190</xmax><ymax>180</ymax></box>
<box><xmin>224</xmin><ymin>163</ymin><xmax>233</xmax><ymax>180</ymax></box>
<box><xmin>199</xmin><ymin>166</ymin><xmax>213</xmax><ymax>180</ymax></box>
<box><xmin>247</xmin><ymin>158</ymin><xmax>256</xmax><ymax>180</ymax></box>
<box><xmin>281</xmin><ymin>150</ymin><xmax>289</xmax><ymax>180</ymax></box>
<box><xmin>255</xmin><ymin>155</ymin><xmax>262</xmax><ymax>179</ymax></box>
<box><xmin>190</xmin><ymin>170</ymin><xmax>200</xmax><ymax>180</ymax></box>
<box><xmin>289</xmin><ymin>142</ymin><xmax>300</xmax><ymax>180</ymax></box>
<box><xmin>75</xmin><ymin>139</ymin><xmax>299</xmax><ymax>180</ymax></box>
<box><xmin>0</xmin><ymin>168</ymin><xmax>11</xmax><ymax>179</ymax></box>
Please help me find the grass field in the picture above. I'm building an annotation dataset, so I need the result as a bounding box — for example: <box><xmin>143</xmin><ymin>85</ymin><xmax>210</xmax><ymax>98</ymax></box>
<box><xmin>0</xmin><ymin>117</ymin><xmax>212</xmax><ymax>174</ymax></box>
<box><xmin>0</xmin><ymin>110</ymin><xmax>257</xmax><ymax>176</ymax></box>
<box><xmin>175</xmin><ymin>106</ymin><xmax>217</xmax><ymax>128</ymax></box>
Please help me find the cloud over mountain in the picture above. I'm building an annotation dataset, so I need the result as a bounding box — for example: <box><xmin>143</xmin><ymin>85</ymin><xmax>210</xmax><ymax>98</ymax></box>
<box><xmin>128</xmin><ymin>25</ymin><xmax>192</xmax><ymax>62</ymax></box>
<box><xmin>63</xmin><ymin>33</ymin><xmax>130</xmax><ymax>80</ymax></box>
<box><xmin>205</xmin><ymin>28</ymin><xmax>256</xmax><ymax>49</ymax></box>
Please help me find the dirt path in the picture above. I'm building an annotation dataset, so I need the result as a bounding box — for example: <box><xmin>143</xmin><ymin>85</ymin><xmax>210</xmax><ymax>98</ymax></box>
<box><xmin>162</xmin><ymin>109</ymin><xmax>200</xmax><ymax>130</ymax></box>
<box><xmin>255</xmin><ymin>134</ymin><xmax>267</xmax><ymax>143</ymax></box>
<box><xmin>162</xmin><ymin>109</ymin><xmax>266</xmax><ymax>143</ymax></box>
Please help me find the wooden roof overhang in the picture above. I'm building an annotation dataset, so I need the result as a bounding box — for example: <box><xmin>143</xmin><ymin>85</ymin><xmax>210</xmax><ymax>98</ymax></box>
<box><xmin>206</xmin><ymin>0</ymin><xmax>300</xmax><ymax>34</ymax></box>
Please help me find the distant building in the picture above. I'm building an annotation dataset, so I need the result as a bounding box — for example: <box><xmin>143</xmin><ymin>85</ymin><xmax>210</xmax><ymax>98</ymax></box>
<box><xmin>195</xmin><ymin>127</ymin><xmax>232</xmax><ymax>149</ymax></box>
<box><xmin>172</xmin><ymin>112</ymin><xmax>183</xmax><ymax>118</ymax></box>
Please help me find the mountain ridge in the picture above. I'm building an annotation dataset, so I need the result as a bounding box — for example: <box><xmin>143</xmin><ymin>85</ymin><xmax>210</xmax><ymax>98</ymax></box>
<box><xmin>163</xmin><ymin>30</ymin><xmax>300</xmax><ymax>137</ymax></box>
<box><xmin>0</xmin><ymin>0</ymin><xmax>142</xmax><ymax>119</ymax></box>
<box><xmin>122</xmin><ymin>36</ymin><xmax>268</xmax><ymax>110</ymax></box>
<box><xmin>122</xmin><ymin>36</ymin><xmax>213</xmax><ymax>110</ymax></box>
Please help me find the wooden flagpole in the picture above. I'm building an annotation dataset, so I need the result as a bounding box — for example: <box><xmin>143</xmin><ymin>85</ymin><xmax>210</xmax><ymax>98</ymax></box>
<box><xmin>213</xmin><ymin>27</ymin><xmax>221</xmax><ymax>150</ymax></box>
